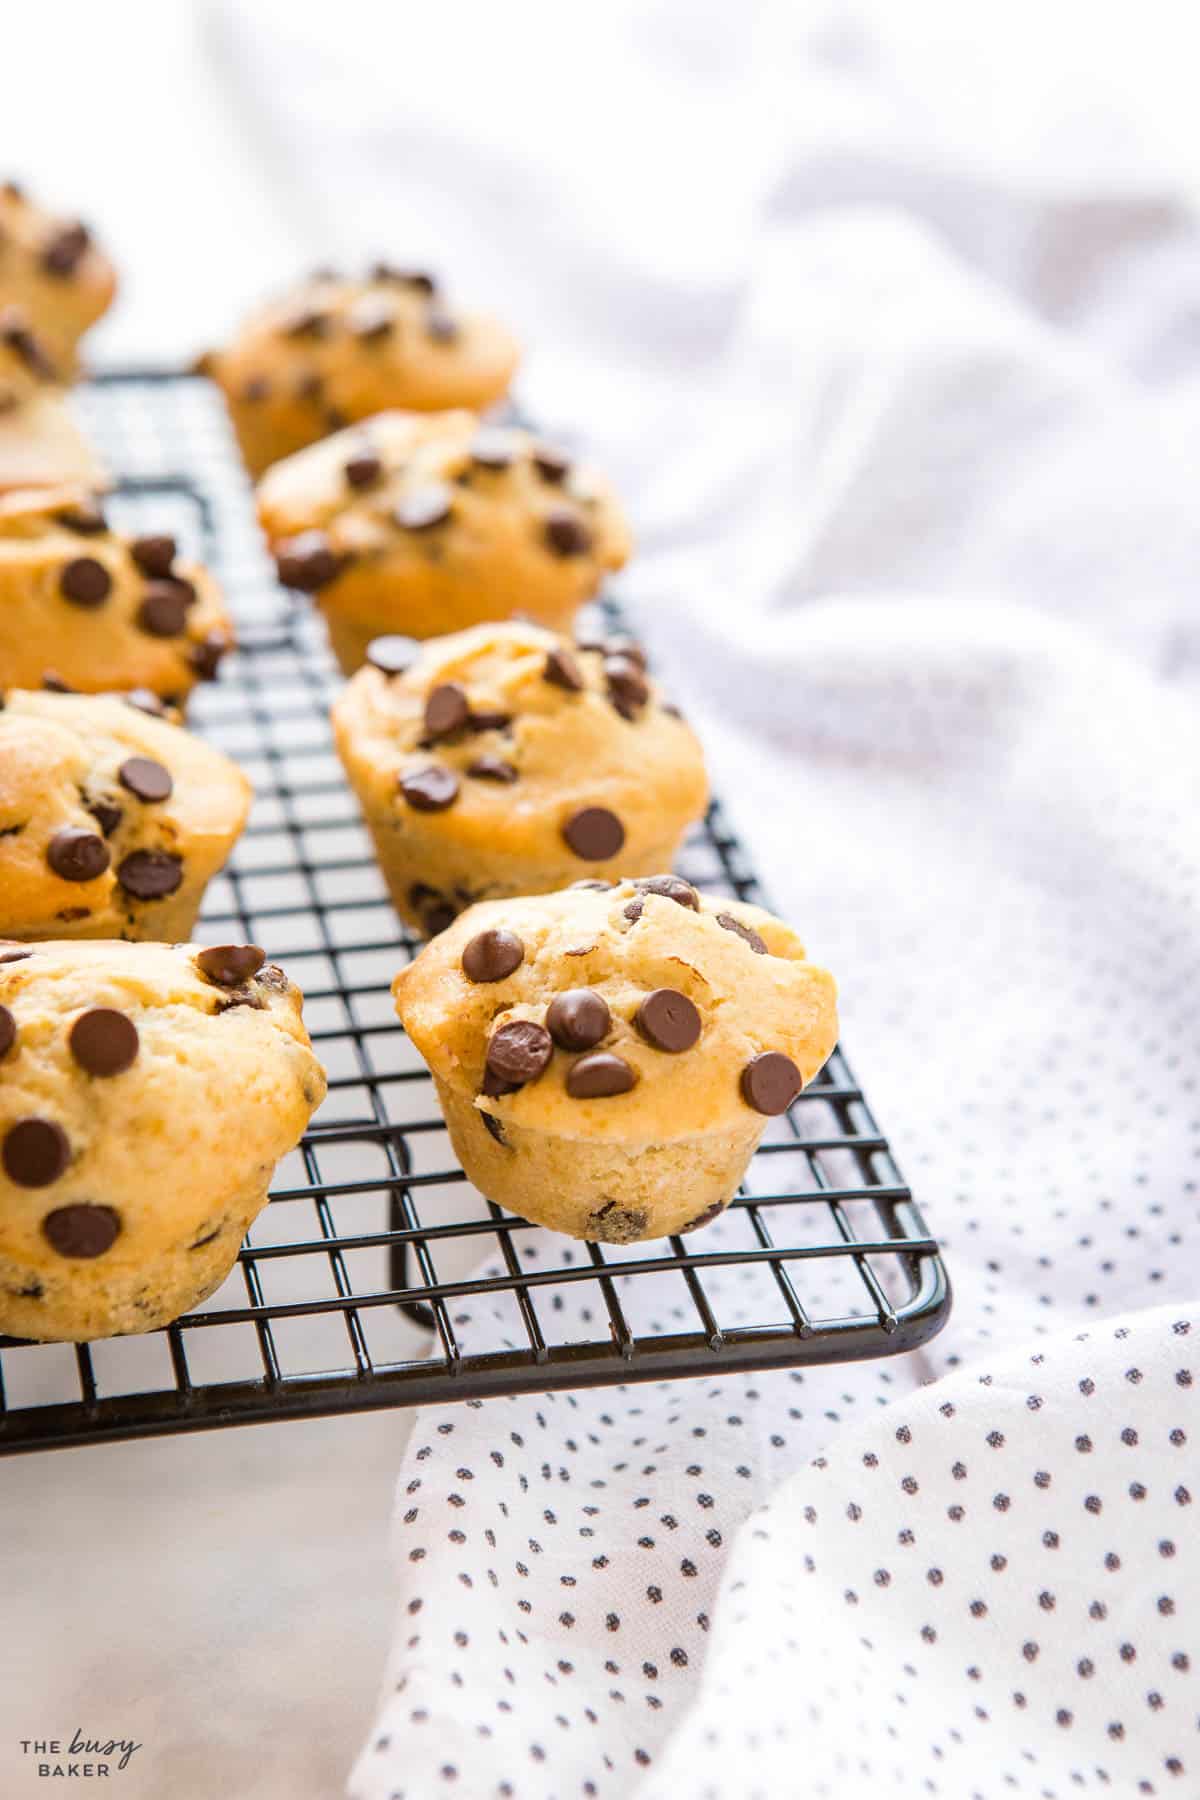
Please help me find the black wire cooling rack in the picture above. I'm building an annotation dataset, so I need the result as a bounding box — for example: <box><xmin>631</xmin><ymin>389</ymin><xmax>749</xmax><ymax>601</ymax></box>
<box><xmin>0</xmin><ymin>370</ymin><xmax>950</xmax><ymax>1454</ymax></box>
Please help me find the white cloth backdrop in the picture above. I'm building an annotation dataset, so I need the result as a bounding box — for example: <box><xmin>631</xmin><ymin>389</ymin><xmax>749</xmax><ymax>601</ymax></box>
<box><xmin>220</xmin><ymin>3</ymin><xmax>1200</xmax><ymax>1793</ymax></box>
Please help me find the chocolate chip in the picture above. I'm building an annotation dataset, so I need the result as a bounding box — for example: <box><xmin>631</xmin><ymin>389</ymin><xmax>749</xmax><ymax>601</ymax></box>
<box><xmin>605</xmin><ymin>634</ymin><xmax>647</xmax><ymax>669</ymax></box>
<box><xmin>371</xmin><ymin>263</ymin><xmax>436</xmax><ymax>293</ymax></box>
<box><xmin>42</xmin><ymin>1203</ymin><xmax>120</xmax><ymax>1259</ymax></box>
<box><xmin>462</xmin><ymin>928</ymin><xmax>525</xmax><ymax>984</ymax></box>
<box><xmin>0</xmin><ymin>948</ymin><xmax>32</xmax><ymax>963</ymax></box>
<box><xmin>41</xmin><ymin>671</ymin><xmax>74</xmax><ymax>693</ymax></box>
<box><xmin>544</xmin><ymin>510</ymin><xmax>592</xmax><ymax>557</ymax></box>
<box><xmin>717</xmin><ymin>912</ymin><xmax>768</xmax><ymax>954</ymax></box>
<box><xmin>276</xmin><ymin>530</ymin><xmax>340</xmax><ymax>592</ymax></box>
<box><xmin>123</xmin><ymin>688</ymin><xmax>168</xmax><ymax>718</ymax></box>
<box><xmin>636</xmin><ymin>988</ymin><xmax>701</xmax><ymax>1053</ymax></box>
<box><xmin>295</xmin><ymin>369</ymin><xmax>324</xmax><ymax>402</ymax></box>
<box><xmin>56</xmin><ymin>500</ymin><xmax>107</xmax><ymax>535</ymax></box>
<box><xmin>190</xmin><ymin>632</ymin><xmax>229</xmax><ymax>681</ymax></box>
<box><xmin>280</xmin><ymin>305</ymin><xmax>330</xmax><ymax>339</ymax></box>
<box><xmin>47</xmin><ymin>827</ymin><xmax>109</xmax><ymax>883</ymax></box>
<box><xmin>196</xmin><ymin>944</ymin><xmax>266</xmax><ymax>988</ymax></box>
<box><xmin>586</xmin><ymin>1200</ymin><xmax>648</xmax><ymax>1242</ymax></box>
<box><xmin>117</xmin><ymin>849</ymin><xmax>183</xmax><ymax>900</ymax></box>
<box><xmin>118</xmin><ymin>756</ymin><xmax>172</xmax><ymax>803</ymax></box>
<box><xmin>3</xmin><ymin>1117</ymin><xmax>69</xmax><ymax>1186</ymax></box>
<box><xmin>424</xmin><ymin>682</ymin><xmax>470</xmax><ymax>741</ymax></box>
<box><xmin>86</xmin><ymin>797</ymin><xmax>122</xmax><ymax>837</ymax></box>
<box><xmin>467</xmin><ymin>709</ymin><xmax>512</xmax><ymax>733</ymax></box>
<box><xmin>543</xmin><ymin>647</ymin><xmax>584</xmax><ymax>692</ymax></box>
<box><xmin>605</xmin><ymin>653</ymin><xmax>649</xmax><ymax>719</ymax></box>
<box><xmin>130</xmin><ymin>534</ymin><xmax>176</xmax><ymax>577</ymax></box>
<box><xmin>69</xmin><ymin>1008</ymin><xmax>139</xmax><ymax>1076</ymax></box>
<box><xmin>679</xmin><ymin>1200</ymin><xmax>725</xmax><ymax>1234</ymax></box>
<box><xmin>569</xmin><ymin>878</ymin><xmax>615</xmax><ymax>892</ymax></box>
<box><xmin>562</xmin><ymin>807</ymin><xmax>624</xmax><ymax>861</ymax></box>
<box><xmin>399</xmin><ymin>765</ymin><xmax>459</xmax><ymax>812</ymax></box>
<box><xmin>136</xmin><ymin>583</ymin><xmax>190</xmax><ymax>637</ymax></box>
<box><xmin>0</xmin><ymin>308</ymin><xmax>54</xmax><ymax>378</ymax></box>
<box><xmin>566</xmin><ymin>1051</ymin><xmax>637</xmax><ymax>1099</ymax></box>
<box><xmin>633</xmin><ymin>874</ymin><xmax>700</xmax><ymax>909</ymax></box>
<box><xmin>59</xmin><ymin>557</ymin><xmax>111</xmax><ymax>607</ymax></box>
<box><xmin>41</xmin><ymin>220</ymin><xmax>89</xmax><ymax>276</ymax></box>
<box><xmin>367</xmin><ymin>634</ymin><xmax>417</xmax><ymax>676</ymax></box>
<box><xmin>471</xmin><ymin>430</ymin><xmax>517</xmax><ymax>470</ymax></box>
<box><xmin>241</xmin><ymin>375</ymin><xmax>271</xmax><ymax>403</ymax></box>
<box><xmin>532</xmin><ymin>446</ymin><xmax>571</xmax><ymax>483</ymax></box>
<box><xmin>485</xmin><ymin>1020</ymin><xmax>553</xmax><ymax>1089</ymax></box>
<box><xmin>425</xmin><ymin>307</ymin><xmax>459</xmax><ymax>344</ymax></box>
<box><xmin>741</xmin><ymin>1051</ymin><xmax>802</xmax><ymax>1115</ymax></box>
<box><xmin>347</xmin><ymin>297</ymin><xmax>396</xmax><ymax>342</ymax></box>
<box><xmin>468</xmin><ymin>756</ymin><xmax>518</xmax><ymax>783</ymax></box>
<box><xmin>345</xmin><ymin>450</ymin><xmax>383</xmax><ymax>490</ymax></box>
<box><xmin>547</xmin><ymin>988</ymin><xmax>610</xmax><ymax>1052</ymax></box>
<box><xmin>0</xmin><ymin>1004</ymin><xmax>14</xmax><ymax>1059</ymax></box>
<box><xmin>481</xmin><ymin>1111</ymin><xmax>508</xmax><ymax>1146</ymax></box>
<box><xmin>394</xmin><ymin>483</ymin><xmax>453</xmax><ymax>531</ymax></box>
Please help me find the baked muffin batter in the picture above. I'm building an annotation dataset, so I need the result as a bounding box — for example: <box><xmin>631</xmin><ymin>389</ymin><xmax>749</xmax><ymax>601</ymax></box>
<box><xmin>0</xmin><ymin>181</ymin><xmax>116</xmax><ymax>375</ymax></box>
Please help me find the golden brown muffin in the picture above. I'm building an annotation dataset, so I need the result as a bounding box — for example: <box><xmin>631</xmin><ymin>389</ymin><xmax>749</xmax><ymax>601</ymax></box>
<box><xmin>0</xmin><ymin>181</ymin><xmax>116</xmax><ymax>376</ymax></box>
<box><xmin>0</xmin><ymin>689</ymin><xmax>251</xmax><ymax>941</ymax></box>
<box><xmin>0</xmin><ymin>486</ymin><xmax>233</xmax><ymax>701</ymax></box>
<box><xmin>0</xmin><ymin>306</ymin><xmax>105</xmax><ymax>491</ymax></box>
<box><xmin>331</xmin><ymin>620</ymin><xmax>707</xmax><ymax>934</ymax></box>
<box><xmin>205</xmin><ymin>264</ymin><xmax>519</xmax><ymax>477</ymax></box>
<box><xmin>393</xmin><ymin>882</ymin><xmax>838</xmax><ymax>1241</ymax></box>
<box><xmin>0</xmin><ymin>939</ymin><xmax>325</xmax><ymax>1342</ymax></box>
<box><xmin>259</xmin><ymin>411</ymin><xmax>630</xmax><ymax>671</ymax></box>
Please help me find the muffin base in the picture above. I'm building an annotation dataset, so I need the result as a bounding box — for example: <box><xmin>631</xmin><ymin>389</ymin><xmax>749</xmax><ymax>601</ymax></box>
<box><xmin>434</xmin><ymin>1075</ymin><xmax>764</xmax><ymax>1242</ymax></box>
<box><xmin>4</xmin><ymin>886</ymin><xmax>209</xmax><ymax>944</ymax></box>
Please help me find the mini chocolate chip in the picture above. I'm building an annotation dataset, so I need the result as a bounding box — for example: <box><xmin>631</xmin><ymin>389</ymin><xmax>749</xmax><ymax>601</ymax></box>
<box><xmin>0</xmin><ymin>948</ymin><xmax>32</xmax><ymax>963</ymax></box>
<box><xmin>276</xmin><ymin>530</ymin><xmax>340</xmax><ymax>592</ymax></box>
<box><xmin>544</xmin><ymin>647</ymin><xmax>584</xmax><ymax>692</ymax></box>
<box><xmin>467</xmin><ymin>709</ymin><xmax>512</xmax><ymax>733</ymax></box>
<box><xmin>86</xmin><ymin>797</ymin><xmax>122</xmax><ymax>837</ymax></box>
<box><xmin>345</xmin><ymin>450</ymin><xmax>383</xmax><ymax>490</ymax></box>
<box><xmin>324</xmin><ymin>406</ymin><xmax>349</xmax><ymax>431</ymax></box>
<box><xmin>0</xmin><ymin>308</ymin><xmax>54</xmax><ymax>377</ymax></box>
<box><xmin>242</xmin><ymin>375</ymin><xmax>271</xmax><ymax>403</ymax></box>
<box><xmin>394</xmin><ymin>483</ymin><xmax>453</xmax><ymax>531</ymax></box>
<box><xmin>42</xmin><ymin>1203</ymin><xmax>120</xmax><ymax>1259</ymax></box>
<box><xmin>118</xmin><ymin>756</ymin><xmax>173</xmax><ymax>803</ymax></box>
<box><xmin>424</xmin><ymin>901</ymin><xmax>457</xmax><ymax>936</ymax></box>
<box><xmin>741</xmin><ymin>1051</ymin><xmax>802</xmax><ymax>1115</ymax></box>
<box><xmin>136</xmin><ymin>583</ymin><xmax>190</xmax><ymax>637</ymax></box>
<box><xmin>347</xmin><ymin>297</ymin><xmax>396</xmax><ymax>342</ymax></box>
<box><xmin>3</xmin><ymin>1117</ymin><xmax>69</xmax><ymax>1186</ymax></box>
<box><xmin>117</xmin><ymin>849</ymin><xmax>183</xmax><ymax>900</ymax></box>
<box><xmin>399</xmin><ymin>765</ymin><xmax>459</xmax><ymax>812</ymax></box>
<box><xmin>424</xmin><ymin>682</ymin><xmax>470</xmax><ymax>740</ymax></box>
<box><xmin>569</xmin><ymin>878</ymin><xmax>616</xmax><ymax>891</ymax></box>
<box><xmin>481</xmin><ymin>1111</ymin><xmax>508</xmax><ymax>1146</ymax></box>
<box><xmin>190</xmin><ymin>632</ymin><xmax>229</xmax><ymax>680</ymax></box>
<box><xmin>547</xmin><ymin>988</ymin><xmax>610</xmax><ymax>1052</ymax></box>
<box><xmin>486</xmin><ymin>1020</ymin><xmax>553</xmax><ymax>1088</ymax></box>
<box><xmin>295</xmin><ymin>369</ymin><xmax>324</xmax><ymax>402</ymax></box>
<box><xmin>634</xmin><ymin>874</ymin><xmax>700</xmax><ymax>909</ymax></box>
<box><xmin>586</xmin><ymin>1200</ymin><xmax>649</xmax><ymax>1243</ymax></box>
<box><xmin>69</xmin><ymin>1008</ymin><xmax>139</xmax><ymax>1076</ymax></box>
<box><xmin>0</xmin><ymin>1004</ymin><xmax>15</xmax><ymax>1059</ymax></box>
<box><xmin>544</xmin><ymin>509</ymin><xmax>592</xmax><ymax>557</ymax></box>
<box><xmin>680</xmin><ymin>1200</ymin><xmax>726</xmax><ymax>1234</ymax></box>
<box><xmin>567</xmin><ymin>1051</ymin><xmax>637</xmax><ymax>1099</ymax></box>
<box><xmin>532</xmin><ymin>446</ymin><xmax>571</xmax><ymax>483</ymax></box>
<box><xmin>367</xmin><ymin>634</ymin><xmax>417</xmax><ymax>675</ymax></box>
<box><xmin>462</xmin><ymin>929</ymin><xmax>525</xmax><ymax>984</ymax></box>
<box><xmin>636</xmin><ymin>988</ymin><xmax>701</xmax><ymax>1053</ymax></box>
<box><xmin>130</xmin><ymin>534</ymin><xmax>177</xmax><ymax>577</ymax></box>
<box><xmin>717</xmin><ymin>912</ymin><xmax>768</xmax><ymax>954</ymax></box>
<box><xmin>59</xmin><ymin>557</ymin><xmax>111</xmax><ymax>607</ymax></box>
<box><xmin>468</xmin><ymin>756</ymin><xmax>518</xmax><ymax>783</ymax></box>
<box><xmin>41</xmin><ymin>221</ymin><xmax>89</xmax><ymax>277</ymax></box>
<box><xmin>425</xmin><ymin>306</ymin><xmax>459</xmax><ymax>343</ymax></box>
<box><xmin>196</xmin><ymin>944</ymin><xmax>266</xmax><ymax>988</ymax></box>
<box><xmin>56</xmin><ymin>500</ymin><xmax>107</xmax><ymax>535</ymax></box>
<box><xmin>563</xmin><ymin>807</ymin><xmax>624</xmax><ymax>861</ymax></box>
<box><xmin>124</xmin><ymin>688</ymin><xmax>168</xmax><ymax>718</ymax></box>
<box><xmin>41</xmin><ymin>671</ymin><xmax>74</xmax><ymax>693</ymax></box>
<box><xmin>47</xmin><ymin>827</ymin><xmax>109</xmax><ymax>882</ymax></box>
<box><xmin>281</xmin><ymin>305</ymin><xmax>330</xmax><ymax>339</ymax></box>
<box><xmin>605</xmin><ymin>654</ymin><xmax>649</xmax><ymax>718</ymax></box>
<box><xmin>471</xmin><ymin>430</ymin><xmax>517</xmax><ymax>470</ymax></box>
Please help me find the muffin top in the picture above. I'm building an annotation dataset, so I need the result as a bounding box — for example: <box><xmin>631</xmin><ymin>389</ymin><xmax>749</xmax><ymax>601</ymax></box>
<box><xmin>0</xmin><ymin>487</ymin><xmax>233</xmax><ymax>698</ymax></box>
<box><xmin>210</xmin><ymin>266</ymin><xmax>518</xmax><ymax>433</ymax></box>
<box><xmin>0</xmin><ymin>939</ymin><xmax>324</xmax><ymax>1261</ymax></box>
<box><xmin>0</xmin><ymin>689</ymin><xmax>251</xmax><ymax>936</ymax></box>
<box><xmin>258</xmin><ymin>409</ymin><xmax>630</xmax><ymax>609</ymax></box>
<box><xmin>0</xmin><ymin>181</ymin><xmax>116</xmax><ymax>368</ymax></box>
<box><xmin>394</xmin><ymin>881</ymin><xmax>838</xmax><ymax>1143</ymax></box>
<box><xmin>332</xmin><ymin>619</ymin><xmax>706</xmax><ymax>861</ymax></box>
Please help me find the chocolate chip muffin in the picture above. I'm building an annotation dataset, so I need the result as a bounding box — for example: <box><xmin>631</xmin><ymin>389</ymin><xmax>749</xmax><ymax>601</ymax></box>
<box><xmin>0</xmin><ymin>307</ymin><xmax>105</xmax><ymax>491</ymax></box>
<box><xmin>0</xmin><ymin>688</ymin><xmax>251</xmax><ymax>941</ymax></box>
<box><xmin>331</xmin><ymin>620</ymin><xmax>706</xmax><ymax>935</ymax></box>
<box><xmin>258</xmin><ymin>411</ymin><xmax>630</xmax><ymax>672</ymax></box>
<box><xmin>0</xmin><ymin>939</ymin><xmax>325</xmax><ymax>1341</ymax></box>
<box><xmin>393</xmin><ymin>881</ymin><xmax>838</xmax><ymax>1241</ymax></box>
<box><xmin>0</xmin><ymin>487</ymin><xmax>233</xmax><ymax>701</ymax></box>
<box><xmin>204</xmin><ymin>264</ymin><xmax>519</xmax><ymax>477</ymax></box>
<box><xmin>0</xmin><ymin>182</ymin><xmax>116</xmax><ymax>376</ymax></box>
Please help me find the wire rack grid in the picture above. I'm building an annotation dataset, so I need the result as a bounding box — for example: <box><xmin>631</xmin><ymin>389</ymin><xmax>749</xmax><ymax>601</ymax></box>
<box><xmin>0</xmin><ymin>370</ymin><xmax>950</xmax><ymax>1454</ymax></box>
